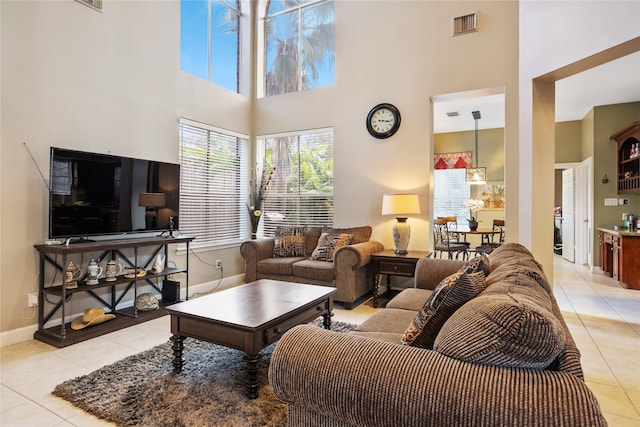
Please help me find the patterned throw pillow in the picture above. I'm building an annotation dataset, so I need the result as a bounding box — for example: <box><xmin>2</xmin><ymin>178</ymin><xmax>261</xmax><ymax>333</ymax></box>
<box><xmin>401</xmin><ymin>271</ymin><xmax>486</xmax><ymax>348</ymax></box>
<box><xmin>460</xmin><ymin>254</ymin><xmax>492</xmax><ymax>277</ymax></box>
<box><xmin>273</xmin><ymin>226</ymin><xmax>307</xmax><ymax>258</ymax></box>
<box><xmin>310</xmin><ymin>233</ymin><xmax>353</xmax><ymax>261</ymax></box>
<box><xmin>433</xmin><ymin>293</ymin><xmax>566</xmax><ymax>369</ymax></box>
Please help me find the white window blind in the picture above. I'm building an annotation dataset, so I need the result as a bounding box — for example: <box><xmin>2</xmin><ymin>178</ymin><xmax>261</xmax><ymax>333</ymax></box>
<box><xmin>179</xmin><ymin>119</ymin><xmax>249</xmax><ymax>247</ymax></box>
<box><xmin>433</xmin><ymin>168</ymin><xmax>471</xmax><ymax>222</ymax></box>
<box><xmin>257</xmin><ymin>128</ymin><xmax>334</xmax><ymax>237</ymax></box>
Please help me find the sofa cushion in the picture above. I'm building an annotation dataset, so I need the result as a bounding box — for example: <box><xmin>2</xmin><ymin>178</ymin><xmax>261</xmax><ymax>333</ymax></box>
<box><xmin>401</xmin><ymin>271</ymin><xmax>486</xmax><ymax>349</ymax></box>
<box><xmin>273</xmin><ymin>226</ymin><xmax>307</xmax><ymax>258</ymax></box>
<box><xmin>292</xmin><ymin>259</ymin><xmax>336</xmax><ymax>282</ymax></box>
<box><xmin>310</xmin><ymin>233</ymin><xmax>353</xmax><ymax>261</ymax></box>
<box><xmin>304</xmin><ymin>227</ymin><xmax>323</xmax><ymax>255</ymax></box>
<box><xmin>460</xmin><ymin>254</ymin><xmax>492</xmax><ymax>276</ymax></box>
<box><xmin>433</xmin><ymin>293</ymin><xmax>566</xmax><ymax>369</ymax></box>
<box><xmin>322</xmin><ymin>226</ymin><xmax>372</xmax><ymax>244</ymax></box>
<box><xmin>386</xmin><ymin>288</ymin><xmax>433</xmax><ymax>311</ymax></box>
<box><xmin>487</xmin><ymin>259</ymin><xmax>552</xmax><ymax>294</ymax></box>
<box><xmin>257</xmin><ymin>256</ymin><xmax>306</xmax><ymax>276</ymax></box>
<box><xmin>355</xmin><ymin>308</ymin><xmax>418</xmax><ymax>335</ymax></box>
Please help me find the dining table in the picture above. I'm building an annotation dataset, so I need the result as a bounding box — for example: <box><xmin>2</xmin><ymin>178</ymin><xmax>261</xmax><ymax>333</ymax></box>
<box><xmin>451</xmin><ymin>228</ymin><xmax>501</xmax><ymax>246</ymax></box>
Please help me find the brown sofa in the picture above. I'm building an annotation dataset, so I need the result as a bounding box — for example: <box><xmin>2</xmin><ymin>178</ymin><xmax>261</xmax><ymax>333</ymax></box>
<box><xmin>240</xmin><ymin>226</ymin><xmax>383</xmax><ymax>309</ymax></box>
<box><xmin>269</xmin><ymin>243</ymin><xmax>607</xmax><ymax>426</ymax></box>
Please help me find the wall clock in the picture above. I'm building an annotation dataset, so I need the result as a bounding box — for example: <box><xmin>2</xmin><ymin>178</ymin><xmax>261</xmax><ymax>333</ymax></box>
<box><xmin>366</xmin><ymin>103</ymin><xmax>401</xmax><ymax>139</ymax></box>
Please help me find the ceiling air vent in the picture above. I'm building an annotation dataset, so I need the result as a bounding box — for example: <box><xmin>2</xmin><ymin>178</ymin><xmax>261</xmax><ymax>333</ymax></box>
<box><xmin>446</xmin><ymin>112</ymin><xmax>459</xmax><ymax>117</ymax></box>
<box><xmin>452</xmin><ymin>13</ymin><xmax>477</xmax><ymax>36</ymax></box>
<box><xmin>76</xmin><ymin>0</ymin><xmax>103</xmax><ymax>11</ymax></box>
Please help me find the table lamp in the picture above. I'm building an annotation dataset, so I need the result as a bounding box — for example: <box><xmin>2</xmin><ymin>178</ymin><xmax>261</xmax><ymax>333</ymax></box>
<box><xmin>138</xmin><ymin>192</ymin><xmax>166</xmax><ymax>229</ymax></box>
<box><xmin>382</xmin><ymin>193</ymin><xmax>421</xmax><ymax>254</ymax></box>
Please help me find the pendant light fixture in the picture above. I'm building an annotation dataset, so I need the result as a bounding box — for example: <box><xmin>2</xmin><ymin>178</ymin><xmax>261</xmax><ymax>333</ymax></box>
<box><xmin>466</xmin><ymin>110</ymin><xmax>486</xmax><ymax>185</ymax></box>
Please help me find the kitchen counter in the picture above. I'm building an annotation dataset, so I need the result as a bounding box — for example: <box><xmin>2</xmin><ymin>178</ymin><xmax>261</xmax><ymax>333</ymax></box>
<box><xmin>598</xmin><ymin>228</ymin><xmax>640</xmax><ymax>290</ymax></box>
<box><xmin>597</xmin><ymin>227</ymin><xmax>640</xmax><ymax>237</ymax></box>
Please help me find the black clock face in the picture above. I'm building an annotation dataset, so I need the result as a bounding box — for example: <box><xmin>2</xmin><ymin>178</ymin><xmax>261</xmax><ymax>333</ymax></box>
<box><xmin>366</xmin><ymin>103</ymin><xmax>401</xmax><ymax>139</ymax></box>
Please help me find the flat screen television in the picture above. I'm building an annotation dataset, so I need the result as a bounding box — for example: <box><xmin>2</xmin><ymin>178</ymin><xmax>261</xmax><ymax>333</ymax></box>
<box><xmin>49</xmin><ymin>147</ymin><xmax>180</xmax><ymax>239</ymax></box>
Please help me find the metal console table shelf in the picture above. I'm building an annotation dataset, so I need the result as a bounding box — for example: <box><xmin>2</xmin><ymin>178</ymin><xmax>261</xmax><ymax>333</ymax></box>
<box><xmin>33</xmin><ymin>235</ymin><xmax>194</xmax><ymax>347</ymax></box>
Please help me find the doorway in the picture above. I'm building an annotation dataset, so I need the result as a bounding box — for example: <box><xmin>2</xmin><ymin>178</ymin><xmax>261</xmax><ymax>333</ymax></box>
<box><xmin>555</xmin><ymin>158</ymin><xmax>593</xmax><ymax>266</ymax></box>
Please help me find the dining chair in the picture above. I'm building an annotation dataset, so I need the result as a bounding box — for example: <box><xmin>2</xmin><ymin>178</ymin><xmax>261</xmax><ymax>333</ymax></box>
<box><xmin>433</xmin><ymin>218</ymin><xmax>469</xmax><ymax>260</ymax></box>
<box><xmin>476</xmin><ymin>219</ymin><xmax>505</xmax><ymax>254</ymax></box>
<box><xmin>437</xmin><ymin>216</ymin><xmax>470</xmax><ymax>248</ymax></box>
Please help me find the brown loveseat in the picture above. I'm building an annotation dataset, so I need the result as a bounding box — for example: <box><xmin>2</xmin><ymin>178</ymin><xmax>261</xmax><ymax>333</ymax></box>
<box><xmin>269</xmin><ymin>243</ymin><xmax>607</xmax><ymax>426</ymax></box>
<box><xmin>240</xmin><ymin>226</ymin><xmax>383</xmax><ymax>309</ymax></box>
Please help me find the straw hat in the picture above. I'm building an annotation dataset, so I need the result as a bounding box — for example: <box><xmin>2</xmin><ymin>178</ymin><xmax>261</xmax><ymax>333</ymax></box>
<box><xmin>70</xmin><ymin>307</ymin><xmax>116</xmax><ymax>330</ymax></box>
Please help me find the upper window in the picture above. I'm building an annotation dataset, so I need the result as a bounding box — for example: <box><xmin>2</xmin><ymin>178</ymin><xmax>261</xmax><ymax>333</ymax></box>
<box><xmin>181</xmin><ymin>0</ymin><xmax>241</xmax><ymax>93</ymax></box>
<box><xmin>256</xmin><ymin>128</ymin><xmax>334</xmax><ymax>237</ymax></box>
<box><xmin>179</xmin><ymin>119</ymin><xmax>249</xmax><ymax>247</ymax></box>
<box><xmin>264</xmin><ymin>0</ymin><xmax>334</xmax><ymax>96</ymax></box>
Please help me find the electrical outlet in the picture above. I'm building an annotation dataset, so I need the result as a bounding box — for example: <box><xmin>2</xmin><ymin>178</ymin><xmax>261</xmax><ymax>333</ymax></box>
<box><xmin>27</xmin><ymin>292</ymin><xmax>38</xmax><ymax>307</ymax></box>
<box><xmin>216</xmin><ymin>259</ymin><xmax>222</xmax><ymax>269</ymax></box>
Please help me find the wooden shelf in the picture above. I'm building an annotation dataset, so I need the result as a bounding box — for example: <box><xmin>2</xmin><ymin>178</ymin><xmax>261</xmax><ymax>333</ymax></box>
<box><xmin>34</xmin><ymin>235</ymin><xmax>194</xmax><ymax>347</ymax></box>
<box><xmin>611</xmin><ymin>121</ymin><xmax>640</xmax><ymax>194</ymax></box>
<box><xmin>34</xmin><ymin>303</ymin><xmax>174</xmax><ymax>348</ymax></box>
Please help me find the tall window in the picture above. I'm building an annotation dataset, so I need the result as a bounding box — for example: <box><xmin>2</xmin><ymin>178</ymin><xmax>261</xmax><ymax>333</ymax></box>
<box><xmin>264</xmin><ymin>0</ymin><xmax>334</xmax><ymax>96</ymax></box>
<box><xmin>180</xmin><ymin>0</ymin><xmax>241</xmax><ymax>93</ymax></box>
<box><xmin>179</xmin><ymin>119</ymin><xmax>249</xmax><ymax>247</ymax></box>
<box><xmin>256</xmin><ymin>128</ymin><xmax>334</xmax><ymax>236</ymax></box>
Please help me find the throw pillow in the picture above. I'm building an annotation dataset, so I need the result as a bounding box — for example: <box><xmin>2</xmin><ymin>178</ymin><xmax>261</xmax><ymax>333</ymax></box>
<box><xmin>321</xmin><ymin>226</ymin><xmax>372</xmax><ymax>244</ymax></box>
<box><xmin>401</xmin><ymin>270</ymin><xmax>486</xmax><ymax>349</ymax></box>
<box><xmin>433</xmin><ymin>293</ymin><xmax>566</xmax><ymax>369</ymax></box>
<box><xmin>310</xmin><ymin>233</ymin><xmax>353</xmax><ymax>261</ymax></box>
<box><xmin>273</xmin><ymin>226</ymin><xmax>307</xmax><ymax>258</ymax></box>
<box><xmin>460</xmin><ymin>254</ymin><xmax>491</xmax><ymax>277</ymax></box>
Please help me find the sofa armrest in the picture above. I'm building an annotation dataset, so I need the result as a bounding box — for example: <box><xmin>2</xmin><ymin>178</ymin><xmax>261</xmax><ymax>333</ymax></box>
<box><xmin>269</xmin><ymin>325</ymin><xmax>607</xmax><ymax>427</ymax></box>
<box><xmin>333</xmin><ymin>240</ymin><xmax>384</xmax><ymax>271</ymax></box>
<box><xmin>414</xmin><ymin>257</ymin><xmax>465</xmax><ymax>290</ymax></box>
<box><xmin>239</xmin><ymin>238</ymin><xmax>275</xmax><ymax>282</ymax></box>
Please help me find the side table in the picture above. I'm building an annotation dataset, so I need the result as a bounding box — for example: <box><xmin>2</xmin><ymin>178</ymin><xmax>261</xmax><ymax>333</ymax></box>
<box><xmin>370</xmin><ymin>250</ymin><xmax>432</xmax><ymax>307</ymax></box>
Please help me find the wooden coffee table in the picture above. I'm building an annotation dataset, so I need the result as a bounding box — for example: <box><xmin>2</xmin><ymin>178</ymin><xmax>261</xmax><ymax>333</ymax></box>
<box><xmin>166</xmin><ymin>279</ymin><xmax>336</xmax><ymax>399</ymax></box>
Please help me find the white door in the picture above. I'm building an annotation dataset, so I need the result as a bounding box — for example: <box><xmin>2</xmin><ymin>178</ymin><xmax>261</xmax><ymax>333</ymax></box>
<box><xmin>562</xmin><ymin>168</ymin><xmax>575</xmax><ymax>262</ymax></box>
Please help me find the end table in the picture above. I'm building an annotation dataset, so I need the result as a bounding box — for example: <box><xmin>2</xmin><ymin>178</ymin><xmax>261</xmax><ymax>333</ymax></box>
<box><xmin>370</xmin><ymin>250</ymin><xmax>432</xmax><ymax>307</ymax></box>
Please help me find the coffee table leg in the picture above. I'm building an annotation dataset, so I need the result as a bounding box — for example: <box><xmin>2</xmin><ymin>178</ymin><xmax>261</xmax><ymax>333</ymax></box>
<box><xmin>244</xmin><ymin>354</ymin><xmax>262</xmax><ymax>399</ymax></box>
<box><xmin>171</xmin><ymin>334</ymin><xmax>184</xmax><ymax>374</ymax></box>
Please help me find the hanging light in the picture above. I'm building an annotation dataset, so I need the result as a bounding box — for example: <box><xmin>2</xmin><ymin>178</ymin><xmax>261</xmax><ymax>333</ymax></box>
<box><xmin>466</xmin><ymin>110</ymin><xmax>486</xmax><ymax>185</ymax></box>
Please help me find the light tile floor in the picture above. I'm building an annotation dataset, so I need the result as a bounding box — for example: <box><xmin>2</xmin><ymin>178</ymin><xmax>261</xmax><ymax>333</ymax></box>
<box><xmin>1</xmin><ymin>255</ymin><xmax>639</xmax><ymax>426</ymax></box>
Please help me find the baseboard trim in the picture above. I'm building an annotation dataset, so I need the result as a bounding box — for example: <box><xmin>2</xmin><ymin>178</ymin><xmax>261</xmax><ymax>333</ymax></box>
<box><xmin>0</xmin><ymin>274</ymin><xmax>245</xmax><ymax>348</ymax></box>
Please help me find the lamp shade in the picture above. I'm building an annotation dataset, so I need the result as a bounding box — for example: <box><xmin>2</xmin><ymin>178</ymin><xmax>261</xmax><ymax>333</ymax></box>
<box><xmin>138</xmin><ymin>192</ymin><xmax>166</xmax><ymax>208</ymax></box>
<box><xmin>381</xmin><ymin>193</ymin><xmax>421</xmax><ymax>216</ymax></box>
<box><xmin>465</xmin><ymin>167</ymin><xmax>486</xmax><ymax>185</ymax></box>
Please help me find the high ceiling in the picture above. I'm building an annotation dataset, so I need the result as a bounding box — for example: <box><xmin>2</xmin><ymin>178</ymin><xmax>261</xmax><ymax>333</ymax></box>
<box><xmin>434</xmin><ymin>51</ymin><xmax>640</xmax><ymax>134</ymax></box>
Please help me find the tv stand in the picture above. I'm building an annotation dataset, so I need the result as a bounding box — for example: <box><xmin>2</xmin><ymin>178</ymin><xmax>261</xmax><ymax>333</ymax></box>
<box><xmin>65</xmin><ymin>237</ymin><xmax>96</xmax><ymax>245</ymax></box>
<box><xmin>33</xmin><ymin>235</ymin><xmax>195</xmax><ymax>347</ymax></box>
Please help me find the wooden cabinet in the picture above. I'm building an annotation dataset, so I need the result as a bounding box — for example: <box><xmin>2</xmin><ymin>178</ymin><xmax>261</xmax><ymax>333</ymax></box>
<box><xmin>33</xmin><ymin>235</ymin><xmax>194</xmax><ymax>347</ymax></box>
<box><xmin>610</xmin><ymin>121</ymin><xmax>640</xmax><ymax>194</ymax></box>
<box><xmin>598</xmin><ymin>228</ymin><xmax>640</xmax><ymax>289</ymax></box>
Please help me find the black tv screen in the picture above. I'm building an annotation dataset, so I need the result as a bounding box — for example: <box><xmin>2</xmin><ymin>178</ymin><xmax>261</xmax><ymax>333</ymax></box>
<box><xmin>49</xmin><ymin>147</ymin><xmax>180</xmax><ymax>239</ymax></box>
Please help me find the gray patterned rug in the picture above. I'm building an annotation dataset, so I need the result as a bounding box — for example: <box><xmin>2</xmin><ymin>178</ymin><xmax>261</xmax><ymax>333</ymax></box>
<box><xmin>53</xmin><ymin>320</ymin><xmax>356</xmax><ymax>426</ymax></box>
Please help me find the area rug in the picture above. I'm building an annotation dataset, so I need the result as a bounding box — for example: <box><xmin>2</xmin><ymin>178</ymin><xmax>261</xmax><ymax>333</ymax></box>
<box><xmin>53</xmin><ymin>320</ymin><xmax>356</xmax><ymax>427</ymax></box>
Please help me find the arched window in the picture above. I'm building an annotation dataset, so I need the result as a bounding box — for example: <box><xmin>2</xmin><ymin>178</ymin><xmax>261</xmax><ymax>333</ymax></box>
<box><xmin>181</xmin><ymin>0</ymin><xmax>242</xmax><ymax>93</ymax></box>
<box><xmin>264</xmin><ymin>0</ymin><xmax>334</xmax><ymax>96</ymax></box>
